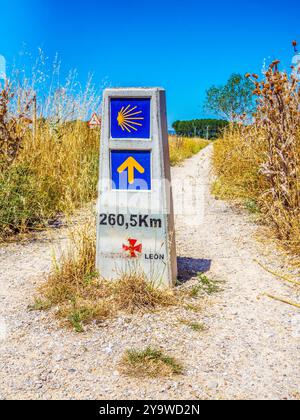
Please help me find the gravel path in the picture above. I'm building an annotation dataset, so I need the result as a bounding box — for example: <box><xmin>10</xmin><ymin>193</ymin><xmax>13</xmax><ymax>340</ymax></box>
<box><xmin>1</xmin><ymin>145</ymin><xmax>300</xmax><ymax>400</ymax></box>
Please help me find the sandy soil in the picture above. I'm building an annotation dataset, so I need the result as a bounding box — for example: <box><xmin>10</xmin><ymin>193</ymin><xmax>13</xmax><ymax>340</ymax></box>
<box><xmin>0</xmin><ymin>144</ymin><xmax>300</xmax><ymax>400</ymax></box>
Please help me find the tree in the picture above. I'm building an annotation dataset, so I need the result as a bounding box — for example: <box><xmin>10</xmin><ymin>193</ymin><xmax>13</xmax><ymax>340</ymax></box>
<box><xmin>204</xmin><ymin>74</ymin><xmax>254</xmax><ymax>121</ymax></box>
<box><xmin>172</xmin><ymin>119</ymin><xmax>228</xmax><ymax>139</ymax></box>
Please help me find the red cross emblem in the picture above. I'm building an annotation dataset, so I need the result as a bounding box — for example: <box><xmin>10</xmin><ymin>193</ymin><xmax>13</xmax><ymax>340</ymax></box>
<box><xmin>123</xmin><ymin>238</ymin><xmax>142</xmax><ymax>258</ymax></box>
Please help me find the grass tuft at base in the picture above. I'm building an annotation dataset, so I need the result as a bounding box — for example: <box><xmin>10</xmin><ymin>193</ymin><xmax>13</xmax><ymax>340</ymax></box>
<box><xmin>33</xmin><ymin>215</ymin><xmax>178</xmax><ymax>332</ymax></box>
<box><xmin>120</xmin><ymin>347</ymin><xmax>184</xmax><ymax>378</ymax></box>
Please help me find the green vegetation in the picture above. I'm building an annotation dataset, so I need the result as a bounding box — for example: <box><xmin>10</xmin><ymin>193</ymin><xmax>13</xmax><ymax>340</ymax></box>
<box><xmin>28</xmin><ymin>298</ymin><xmax>51</xmax><ymax>311</ymax></box>
<box><xmin>205</xmin><ymin>73</ymin><xmax>254</xmax><ymax>120</ymax></box>
<box><xmin>120</xmin><ymin>347</ymin><xmax>183</xmax><ymax>378</ymax></box>
<box><xmin>189</xmin><ymin>273</ymin><xmax>222</xmax><ymax>297</ymax></box>
<box><xmin>179</xmin><ymin>319</ymin><xmax>206</xmax><ymax>332</ymax></box>
<box><xmin>184</xmin><ymin>303</ymin><xmax>202</xmax><ymax>313</ymax></box>
<box><xmin>172</xmin><ymin>119</ymin><xmax>228</xmax><ymax>139</ymax></box>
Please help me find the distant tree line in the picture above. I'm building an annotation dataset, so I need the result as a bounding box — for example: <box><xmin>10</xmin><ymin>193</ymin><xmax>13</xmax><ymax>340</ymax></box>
<box><xmin>172</xmin><ymin>119</ymin><xmax>229</xmax><ymax>139</ymax></box>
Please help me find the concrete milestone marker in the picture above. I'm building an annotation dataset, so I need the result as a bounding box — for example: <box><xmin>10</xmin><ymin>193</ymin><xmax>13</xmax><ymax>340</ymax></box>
<box><xmin>96</xmin><ymin>88</ymin><xmax>177</xmax><ymax>287</ymax></box>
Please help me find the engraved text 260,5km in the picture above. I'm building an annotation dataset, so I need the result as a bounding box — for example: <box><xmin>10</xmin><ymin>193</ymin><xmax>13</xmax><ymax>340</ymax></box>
<box><xmin>99</xmin><ymin>214</ymin><xmax>163</xmax><ymax>230</ymax></box>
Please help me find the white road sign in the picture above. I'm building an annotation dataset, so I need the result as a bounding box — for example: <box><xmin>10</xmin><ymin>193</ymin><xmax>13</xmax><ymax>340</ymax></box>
<box><xmin>96</xmin><ymin>88</ymin><xmax>177</xmax><ymax>287</ymax></box>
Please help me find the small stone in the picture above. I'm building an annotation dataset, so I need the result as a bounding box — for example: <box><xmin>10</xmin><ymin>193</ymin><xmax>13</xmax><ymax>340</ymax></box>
<box><xmin>104</xmin><ymin>345</ymin><xmax>113</xmax><ymax>354</ymax></box>
<box><xmin>207</xmin><ymin>381</ymin><xmax>219</xmax><ymax>390</ymax></box>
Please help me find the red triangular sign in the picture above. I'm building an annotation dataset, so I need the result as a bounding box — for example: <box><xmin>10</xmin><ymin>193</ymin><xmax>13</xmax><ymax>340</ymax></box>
<box><xmin>88</xmin><ymin>113</ymin><xmax>101</xmax><ymax>127</ymax></box>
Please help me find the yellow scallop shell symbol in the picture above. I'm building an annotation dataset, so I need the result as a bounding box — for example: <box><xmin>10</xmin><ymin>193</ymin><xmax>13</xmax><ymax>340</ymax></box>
<box><xmin>117</xmin><ymin>105</ymin><xmax>144</xmax><ymax>133</ymax></box>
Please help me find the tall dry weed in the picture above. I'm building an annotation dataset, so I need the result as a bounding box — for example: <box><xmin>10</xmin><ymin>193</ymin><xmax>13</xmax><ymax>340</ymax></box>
<box><xmin>214</xmin><ymin>57</ymin><xmax>300</xmax><ymax>254</ymax></box>
<box><xmin>0</xmin><ymin>82</ymin><xmax>34</xmax><ymax>169</ymax></box>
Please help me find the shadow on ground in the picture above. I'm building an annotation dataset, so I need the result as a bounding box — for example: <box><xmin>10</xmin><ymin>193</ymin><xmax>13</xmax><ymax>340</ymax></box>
<box><xmin>177</xmin><ymin>257</ymin><xmax>212</xmax><ymax>283</ymax></box>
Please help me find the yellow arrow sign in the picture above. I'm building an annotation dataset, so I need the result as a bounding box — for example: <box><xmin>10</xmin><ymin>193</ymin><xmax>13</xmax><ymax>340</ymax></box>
<box><xmin>117</xmin><ymin>156</ymin><xmax>145</xmax><ymax>185</ymax></box>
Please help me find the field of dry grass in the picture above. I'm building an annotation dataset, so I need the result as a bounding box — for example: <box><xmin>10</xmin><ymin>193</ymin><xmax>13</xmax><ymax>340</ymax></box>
<box><xmin>0</xmin><ymin>120</ymin><xmax>100</xmax><ymax>239</ymax></box>
<box><xmin>169</xmin><ymin>136</ymin><xmax>209</xmax><ymax>166</ymax></box>
<box><xmin>0</xmin><ymin>55</ymin><xmax>102</xmax><ymax>240</ymax></box>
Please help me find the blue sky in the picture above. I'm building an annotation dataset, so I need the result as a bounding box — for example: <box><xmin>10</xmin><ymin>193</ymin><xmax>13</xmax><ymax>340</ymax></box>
<box><xmin>0</xmin><ymin>0</ymin><xmax>299</xmax><ymax>124</ymax></box>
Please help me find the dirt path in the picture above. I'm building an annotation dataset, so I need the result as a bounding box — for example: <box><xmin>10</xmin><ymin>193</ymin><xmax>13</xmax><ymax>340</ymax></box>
<box><xmin>1</xmin><ymin>145</ymin><xmax>300</xmax><ymax>400</ymax></box>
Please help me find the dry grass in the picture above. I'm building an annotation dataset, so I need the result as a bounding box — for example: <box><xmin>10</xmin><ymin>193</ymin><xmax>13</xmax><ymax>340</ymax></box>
<box><xmin>213</xmin><ymin>60</ymin><xmax>300</xmax><ymax>256</ymax></box>
<box><xmin>212</xmin><ymin>125</ymin><xmax>266</xmax><ymax>203</ymax></box>
<box><xmin>265</xmin><ymin>293</ymin><xmax>300</xmax><ymax>309</ymax></box>
<box><xmin>20</xmin><ymin>121</ymin><xmax>100</xmax><ymax>214</ymax></box>
<box><xmin>113</xmin><ymin>270</ymin><xmax>177</xmax><ymax>314</ymax></box>
<box><xmin>0</xmin><ymin>81</ymin><xmax>100</xmax><ymax>240</ymax></box>
<box><xmin>169</xmin><ymin>136</ymin><xmax>209</xmax><ymax>166</ymax></box>
<box><xmin>120</xmin><ymin>347</ymin><xmax>184</xmax><ymax>378</ymax></box>
<box><xmin>290</xmin><ymin>392</ymin><xmax>300</xmax><ymax>400</ymax></box>
<box><xmin>33</xmin><ymin>216</ymin><xmax>178</xmax><ymax>332</ymax></box>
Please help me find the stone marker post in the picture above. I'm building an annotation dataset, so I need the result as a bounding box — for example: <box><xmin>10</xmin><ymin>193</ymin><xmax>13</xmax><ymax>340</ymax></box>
<box><xmin>96</xmin><ymin>88</ymin><xmax>177</xmax><ymax>287</ymax></box>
